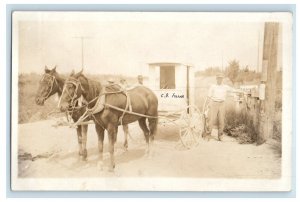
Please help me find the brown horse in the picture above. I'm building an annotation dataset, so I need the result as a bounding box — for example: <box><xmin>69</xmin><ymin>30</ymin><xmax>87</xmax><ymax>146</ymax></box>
<box><xmin>59</xmin><ymin>70</ymin><xmax>158</xmax><ymax>171</ymax></box>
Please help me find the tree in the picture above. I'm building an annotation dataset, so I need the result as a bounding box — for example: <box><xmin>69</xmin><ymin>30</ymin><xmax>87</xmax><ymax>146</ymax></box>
<box><xmin>204</xmin><ymin>66</ymin><xmax>221</xmax><ymax>76</ymax></box>
<box><xmin>226</xmin><ymin>59</ymin><xmax>240</xmax><ymax>85</ymax></box>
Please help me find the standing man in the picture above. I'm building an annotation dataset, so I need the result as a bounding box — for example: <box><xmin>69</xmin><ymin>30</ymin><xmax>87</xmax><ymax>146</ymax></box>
<box><xmin>137</xmin><ymin>75</ymin><xmax>144</xmax><ymax>85</ymax></box>
<box><xmin>120</xmin><ymin>77</ymin><xmax>129</xmax><ymax>89</ymax></box>
<box><xmin>205</xmin><ymin>73</ymin><xmax>240</xmax><ymax>141</ymax></box>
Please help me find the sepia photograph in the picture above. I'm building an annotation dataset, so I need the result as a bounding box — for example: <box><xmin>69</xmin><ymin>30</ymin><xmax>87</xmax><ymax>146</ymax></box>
<box><xmin>11</xmin><ymin>11</ymin><xmax>292</xmax><ymax>191</ymax></box>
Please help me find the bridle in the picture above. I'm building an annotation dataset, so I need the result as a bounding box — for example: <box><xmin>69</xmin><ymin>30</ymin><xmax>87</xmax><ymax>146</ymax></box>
<box><xmin>38</xmin><ymin>73</ymin><xmax>61</xmax><ymax>101</ymax></box>
<box><xmin>59</xmin><ymin>77</ymin><xmax>85</xmax><ymax>112</ymax></box>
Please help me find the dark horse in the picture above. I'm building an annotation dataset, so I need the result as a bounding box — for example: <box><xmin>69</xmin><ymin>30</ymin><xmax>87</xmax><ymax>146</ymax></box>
<box><xmin>35</xmin><ymin>66</ymin><xmax>90</xmax><ymax>161</ymax></box>
<box><xmin>59</xmin><ymin>70</ymin><xmax>158</xmax><ymax>171</ymax></box>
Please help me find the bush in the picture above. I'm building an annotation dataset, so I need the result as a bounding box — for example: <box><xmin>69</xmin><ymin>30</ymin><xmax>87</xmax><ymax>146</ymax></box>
<box><xmin>273</xmin><ymin>119</ymin><xmax>282</xmax><ymax>142</ymax></box>
<box><xmin>224</xmin><ymin>107</ymin><xmax>257</xmax><ymax>144</ymax></box>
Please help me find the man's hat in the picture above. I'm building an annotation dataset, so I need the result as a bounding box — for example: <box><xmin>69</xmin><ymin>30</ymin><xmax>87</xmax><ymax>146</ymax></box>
<box><xmin>216</xmin><ymin>73</ymin><xmax>224</xmax><ymax>78</ymax></box>
<box><xmin>137</xmin><ymin>75</ymin><xmax>143</xmax><ymax>79</ymax></box>
<box><xmin>107</xmin><ymin>77</ymin><xmax>115</xmax><ymax>83</ymax></box>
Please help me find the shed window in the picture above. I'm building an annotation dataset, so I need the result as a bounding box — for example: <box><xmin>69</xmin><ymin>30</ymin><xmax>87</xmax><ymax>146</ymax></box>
<box><xmin>160</xmin><ymin>66</ymin><xmax>175</xmax><ymax>89</ymax></box>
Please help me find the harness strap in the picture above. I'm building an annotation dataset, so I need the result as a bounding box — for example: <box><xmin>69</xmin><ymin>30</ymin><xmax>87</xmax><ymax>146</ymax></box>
<box><xmin>40</xmin><ymin>74</ymin><xmax>56</xmax><ymax>100</ymax></box>
<box><xmin>86</xmin><ymin>91</ymin><xmax>106</xmax><ymax>115</ymax></box>
<box><xmin>118</xmin><ymin>89</ymin><xmax>132</xmax><ymax>125</ymax></box>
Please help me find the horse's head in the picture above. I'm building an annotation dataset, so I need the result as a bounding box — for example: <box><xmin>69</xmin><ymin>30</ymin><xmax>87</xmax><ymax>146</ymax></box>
<box><xmin>58</xmin><ymin>69</ymin><xmax>87</xmax><ymax>112</ymax></box>
<box><xmin>35</xmin><ymin>65</ymin><xmax>58</xmax><ymax>105</ymax></box>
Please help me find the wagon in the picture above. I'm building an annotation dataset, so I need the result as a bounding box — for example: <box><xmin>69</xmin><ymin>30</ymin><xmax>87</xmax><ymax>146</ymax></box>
<box><xmin>146</xmin><ymin>62</ymin><xmax>206</xmax><ymax>148</ymax></box>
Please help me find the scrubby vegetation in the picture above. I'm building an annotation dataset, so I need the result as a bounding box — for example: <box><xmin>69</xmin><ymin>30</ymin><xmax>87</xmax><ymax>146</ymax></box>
<box><xmin>224</xmin><ymin>106</ymin><xmax>258</xmax><ymax>144</ymax></box>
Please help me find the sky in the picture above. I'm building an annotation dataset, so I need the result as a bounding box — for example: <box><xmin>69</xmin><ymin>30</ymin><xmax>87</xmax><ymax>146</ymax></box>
<box><xmin>15</xmin><ymin>12</ymin><xmax>270</xmax><ymax>76</ymax></box>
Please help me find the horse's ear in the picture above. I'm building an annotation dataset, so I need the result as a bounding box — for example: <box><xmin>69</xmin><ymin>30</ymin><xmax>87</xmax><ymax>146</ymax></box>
<box><xmin>45</xmin><ymin>65</ymin><xmax>50</xmax><ymax>73</ymax></box>
<box><xmin>70</xmin><ymin>70</ymin><xmax>75</xmax><ymax>76</ymax></box>
<box><xmin>74</xmin><ymin>68</ymin><xmax>83</xmax><ymax>78</ymax></box>
<box><xmin>78</xmin><ymin>68</ymin><xmax>84</xmax><ymax>75</ymax></box>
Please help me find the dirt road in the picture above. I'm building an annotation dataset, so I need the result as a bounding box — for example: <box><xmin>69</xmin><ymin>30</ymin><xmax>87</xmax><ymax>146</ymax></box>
<box><xmin>17</xmin><ymin>120</ymin><xmax>281</xmax><ymax>179</ymax></box>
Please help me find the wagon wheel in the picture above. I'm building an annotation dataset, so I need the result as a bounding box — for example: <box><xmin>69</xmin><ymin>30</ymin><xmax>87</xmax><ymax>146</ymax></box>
<box><xmin>179</xmin><ymin>105</ymin><xmax>205</xmax><ymax>149</ymax></box>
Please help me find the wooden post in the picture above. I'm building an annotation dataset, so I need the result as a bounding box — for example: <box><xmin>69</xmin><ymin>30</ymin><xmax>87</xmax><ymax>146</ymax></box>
<box><xmin>257</xmin><ymin>22</ymin><xmax>279</xmax><ymax>145</ymax></box>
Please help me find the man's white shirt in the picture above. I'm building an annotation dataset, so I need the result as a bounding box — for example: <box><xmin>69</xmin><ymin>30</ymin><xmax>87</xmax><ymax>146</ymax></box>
<box><xmin>208</xmin><ymin>84</ymin><xmax>236</xmax><ymax>102</ymax></box>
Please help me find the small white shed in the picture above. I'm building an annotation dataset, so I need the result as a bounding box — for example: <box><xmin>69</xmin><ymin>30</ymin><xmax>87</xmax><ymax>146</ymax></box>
<box><xmin>148</xmin><ymin>62</ymin><xmax>195</xmax><ymax>112</ymax></box>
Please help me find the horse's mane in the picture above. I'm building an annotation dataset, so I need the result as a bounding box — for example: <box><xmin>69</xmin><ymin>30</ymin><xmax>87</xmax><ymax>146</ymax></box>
<box><xmin>53</xmin><ymin>72</ymin><xmax>65</xmax><ymax>83</ymax></box>
<box><xmin>78</xmin><ymin>74</ymin><xmax>102</xmax><ymax>102</ymax></box>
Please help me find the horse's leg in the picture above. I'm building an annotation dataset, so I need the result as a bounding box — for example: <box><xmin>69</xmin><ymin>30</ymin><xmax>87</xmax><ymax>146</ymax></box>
<box><xmin>148</xmin><ymin>117</ymin><xmax>158</xmax><ymax>155</ymax></box>
<box><xmin>122</xmin><ymin>124</ymin><xmax>129</xmax><ymax>150</ymax></box>
<box><xmin>107</xmin><ymin>123</ymin><xmax>117</xmax><ymax>172</ymax></box>
<box><xmin>138</xmin><ymin>118</ymin><xmax>150</xmax><ymax>155</ymax></box>
<box><xmin>81</xmin><ymin>125</ymin><xmax>88</xmax><ymax>161</ymax></box>
<box><xmin>76</xmin><ymin>125</ymin><xmax>84</xmax><ymax>158</ymax></box>
<box><xmin>95</xmin><ymin>124</ymin><xmax>105</xmax><ymax>170</ymax></box>
<box><xmin>115</xmin><ymin>126</ymin><xmax>118</xmax><ymax>144</ymax></box>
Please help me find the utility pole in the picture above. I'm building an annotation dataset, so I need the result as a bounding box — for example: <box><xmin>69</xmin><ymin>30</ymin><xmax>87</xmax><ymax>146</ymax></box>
<box><xmin>257</xmin><ymin>22</ymin><xmax>279</xmax><ymax>145</ymax></box>
<box><xmin>73</xmin><ymin>36</ymin><xmax>93</xmax><ymax>68</ymax></box>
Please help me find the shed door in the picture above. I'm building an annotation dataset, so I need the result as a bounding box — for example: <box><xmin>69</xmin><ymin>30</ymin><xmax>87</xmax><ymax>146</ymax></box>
<box><xmin>160</xmin><ymin>66</ymin><xmax>175</xmax><ymax>89</ymax></box>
